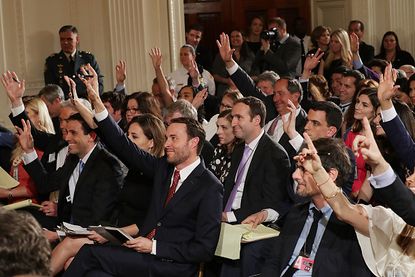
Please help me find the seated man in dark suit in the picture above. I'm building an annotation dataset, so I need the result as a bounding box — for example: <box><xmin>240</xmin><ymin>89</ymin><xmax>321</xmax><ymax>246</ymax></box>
<box><xmin>16</xmin><ymin>113</ymin><xmax>122</xmax><ymax>230</ymax></box>
<box><xmin>62</xmin><ymin>79</ymin><xmax>223</xmax><ymax>276</ymax></box>
<box><xmin>219</xmin><ymin>96</ymin><xmax>291</xmax><ymax>276</ymax></box>
<box><xmin>260</xmin><ymin>138</ymin><xmax>373</xmax><ymax>276</ymax></box>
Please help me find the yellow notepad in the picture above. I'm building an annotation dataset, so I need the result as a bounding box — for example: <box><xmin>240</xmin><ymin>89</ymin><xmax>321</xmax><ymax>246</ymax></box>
<box><xmin>215</xmin><ymin>223</ymin><xmax>279</xmax><ymax>260</ymax></box>
<box><xmin>0</xmin><ymin>166</ymin><xmax>19</xmax><ymax>189</ymax></box>
<box><xmin>2</xmin><ymin>199</ymin><xmax>42</xmax><ymax>210</ymax></box>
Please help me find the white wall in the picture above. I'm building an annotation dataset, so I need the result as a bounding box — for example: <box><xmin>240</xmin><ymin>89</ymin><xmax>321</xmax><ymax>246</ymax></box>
<box><xmin>0</xmin><ymin>0</ymin><xmax>184</xmax><ymax>128</ymax></box>
<box><xmin>312</xmin><ymin>0</ymin><xmax>415</xmax><ymax>55</ymax></box>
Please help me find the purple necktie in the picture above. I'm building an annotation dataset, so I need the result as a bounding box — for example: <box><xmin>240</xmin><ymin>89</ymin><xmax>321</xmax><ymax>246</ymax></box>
<box><xmin>224</xmin><ymin>145</ymin><xmax>252</xmax><ymax>212</ymax></box>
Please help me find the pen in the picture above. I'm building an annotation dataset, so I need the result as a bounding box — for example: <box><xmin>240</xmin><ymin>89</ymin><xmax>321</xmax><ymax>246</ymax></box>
<box><xmin>12</xmin><ymin>77</ymin><xmax>20</xmax><ymax>84</ymax></box>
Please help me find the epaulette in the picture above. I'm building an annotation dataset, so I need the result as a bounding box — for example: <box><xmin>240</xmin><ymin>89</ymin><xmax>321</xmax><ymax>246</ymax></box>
<box><xmin>79</xmin><ymin>50</ymin><xmax>92</xmax><ymax>55</ymax></box>
<box><xmin>48</xmin><ymin>53</ymin><xmax>58</xmax><ymax>58</ymax></box>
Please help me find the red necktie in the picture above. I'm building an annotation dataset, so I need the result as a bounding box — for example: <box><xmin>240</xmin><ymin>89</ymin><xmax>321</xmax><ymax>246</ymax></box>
<box><xmin>146</xmin><ymin>170</ymin><xmax>181</xmax><ymax>239</ymax></box>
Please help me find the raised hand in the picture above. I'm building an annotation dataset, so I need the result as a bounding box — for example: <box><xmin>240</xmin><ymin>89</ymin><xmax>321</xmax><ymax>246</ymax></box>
<box><xmin>282</xmin><ymin>100</ymin><xmax>299</xmax><ymax>139</ymax></box>
<box><xmin>115</xmin><ymin>60</ymin><xmax>127</xmax><ymax>84</ymax></box>
<box><xmin>15</xmin><ymin>119</ymin><xmax>34</xmax><ymax>153</ymax></box>
<box><xmin>188</xmin><ymin>59</ymin><xmax>200</xmax><ymax>80</ymax></box>
<box><xmin>1</xmin><ymin>71</ymin><xmax>25</xmax><ymax>107</ymax></box>
<box><xmin>64</xmin><ymin>76</ymin><xmax>79</xmax><ymax>102</ymax></box>
<box><xmin>303</xmin><ymin>48</ymin><xmax>324</xmax><ymax>73</ymax></box>
<box><xmin>192</xmin><ymin>88</ymin><xmax>208</xmax><ymax>109</ymax></box>
<box><xmin>80</xmin><ymin>63</ymin><xmax>99</xmax><ymax>95</ymax></box>
<box><xmin>349</xmin><ymin>32</ymin><xmax>360</xmax><ymax>54</ymax></box>
<box><xmin>149</xmin><ymin>48</ymin><xmax>162</xmax><ymax>68</ymax></box>
<box><xmin>378</xmin><ymin>63</ymin><xmax>399</xmax><ymax>105</ymax></box>
<box><xmin>352</xmin><ymin>117</ymin><xmax>385</xmax><ymax>170</ymax></box>
<box><xmin>216</xmin><ymin>33</ymin><xmax>235</xmax><ymax>65</ymax></box>
<box><xmin>294</xmin><ymin>132</ymin><xmax>323</xmax><ymax>174</ymax></box>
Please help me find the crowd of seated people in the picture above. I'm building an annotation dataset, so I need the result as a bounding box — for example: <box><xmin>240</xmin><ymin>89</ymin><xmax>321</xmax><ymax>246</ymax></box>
<box><xmin>1</xmin><ymin>16</ymin><xmax>415</xmax><ymax>277</ymax></box>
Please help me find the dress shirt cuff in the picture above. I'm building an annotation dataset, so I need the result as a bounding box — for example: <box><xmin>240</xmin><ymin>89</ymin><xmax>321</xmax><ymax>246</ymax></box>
<box><xmin>289</xmin><ymin>134</ymin><xmax>303</xmax><ymax>152</ymax></box>
<box><xmin>11</xmin><ymin>104</ymin><xmax>25</xmax><ymax>117</ymax></box>
<box><xmin>22</xmin><ymin>150</ymin><xmax>38</xmax><ymax>165</ymax></box>
<box><xmin>298</xmin><ymin>77</ymin><xmax>309</xmax><ymax>83</ymax></box>
<box><xmin>226</xmin><ymin>63</ymin><xmax>239</xmax><ymax>75</ymax></box>
<box><xmin>115</xmin><ymin>83</ymin><xmax>125</xmax><ymax>92</ymax></box>
<box><xmin>263</xmin><ymin>209</ymin><xmax>279</xmax><ymax>222</ymax></box>
<box><xmin>368</xmin><ymin>165</ymin><xmax>396</xmax><ymax>189</ymax></box>
<box><xmin>94</xmin><ymin>109</ymin><xmax>109</xmax><ymax>122</ymax></box>
<box><xmin>151</xmin><ymin>240</ymin><xmax>157</xmax><ymax>255</ymax></box>
<box><xmin>226</xmin><ymin>212</ymin><xmax>237</xmax><ymax>223</ymax></box>
<box><xmin>353</xmin><ymin>58</ymin><xmax>364</xmax><ymax>69</ymax></box>
<box><xmin>380</xmin><ymin>106</ymin><xmax>397</xmax><ymax>123</ymax></box>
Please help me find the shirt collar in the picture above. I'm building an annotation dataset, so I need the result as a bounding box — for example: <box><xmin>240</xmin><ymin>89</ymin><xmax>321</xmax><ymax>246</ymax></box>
<box><xmin>175</xmin><ymin>157</ymin><xmax>201</xmax><ymax>182</ymax></box>
<box><xmin>279</xmin><ymin>34</ymin><xmax>289</xmax><ymax>44</ymax></box>
<box><xmin>80</xmin><ymin>143</ymin><xmax>97</xmax><ymax>164</ymax></box>
<box><xmin>309</xmin><ymin>201</ymin><xmax>332</xmax><ymax>219</ymax></box>
<box><xmin>246</xmin><ymin>129</ymin><xmax>264</xmax><ymax>151</ymax></box>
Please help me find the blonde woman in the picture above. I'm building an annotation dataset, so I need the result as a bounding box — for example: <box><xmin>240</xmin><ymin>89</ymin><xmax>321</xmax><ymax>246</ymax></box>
<box><xmin>319</xmin><ymin>29</ymin><xmax>353</xmax><ymax>82</ymax></box>
<box><xmin>2</xmin><ymin>96</ymin><xmax>55</xmax><ymax>204</ymax></box>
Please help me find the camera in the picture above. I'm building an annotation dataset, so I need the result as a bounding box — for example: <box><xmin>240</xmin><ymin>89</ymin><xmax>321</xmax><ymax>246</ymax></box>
<box><xmin>260</xmin><ymin>28</ymin><xmax>278</xmax><ymax>41</ymax></box>
<box><xmin>260</xmin><ymin>28</ymin><xmax>279</xmax><ymax>51</ymax></box>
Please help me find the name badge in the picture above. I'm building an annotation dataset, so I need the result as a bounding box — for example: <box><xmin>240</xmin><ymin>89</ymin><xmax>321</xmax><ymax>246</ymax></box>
<box><xmin>48</xmin><ymin>153</ymin><xmax>56</xmax><ymax>163</ymax></box>
<box><xmin>293</xmin><ymin>255</ymin><xmax>314</xmax><ymax>272</ymax></box>
<box><xmin>66</xmin><ymin>195</ymin><xmax>71</xmax><ymax>202</ymax></box>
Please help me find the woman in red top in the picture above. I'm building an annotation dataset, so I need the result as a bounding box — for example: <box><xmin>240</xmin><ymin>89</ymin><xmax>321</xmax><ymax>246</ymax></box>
<box><xmin>344</xmin><ymin>87</ymin><xmax>379</xmax><ymax>198</ymax></box>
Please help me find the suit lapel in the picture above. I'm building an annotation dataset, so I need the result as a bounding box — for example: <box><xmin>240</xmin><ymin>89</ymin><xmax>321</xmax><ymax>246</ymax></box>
<box><xmin>244</xmin><ymin>134</ymin><xmax>267</xmax><ymax>187</ymax></box>
<box><xmin>73</xmin><ymin>145</ymin><xmax>100</xmax><ymax>198</ymax></box>
<box><xmin>160</xmin><ymin>162</ymin><xmax>206</xmax><ymax>217</ymax></box>
<box><xmin>223</xmin><ymin>143</ymin><xmax>244</xmax><ymax>203</ymax></box>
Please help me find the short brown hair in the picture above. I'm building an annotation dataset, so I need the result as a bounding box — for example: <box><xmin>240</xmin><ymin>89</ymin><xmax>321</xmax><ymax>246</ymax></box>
<box><xmin>234</xmin><ymin>96</ymin><xmax>266</xmax><ymax>127</ymax></box>
<box><xmin>170</xmin><ymin>117</ymin><xmax>205</xmax><ymax>155</ymax></box>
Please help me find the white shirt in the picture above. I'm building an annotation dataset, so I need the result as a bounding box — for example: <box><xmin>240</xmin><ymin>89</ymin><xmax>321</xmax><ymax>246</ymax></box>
<box><xmin>168</xmin><ymin>65</ymin><xmax>216</xmax><ymax>96</ymax></box>
<box><xmin>265</xmin><ymin>107</ymin><xmax>301</xmax><ymax>143</ymax></box>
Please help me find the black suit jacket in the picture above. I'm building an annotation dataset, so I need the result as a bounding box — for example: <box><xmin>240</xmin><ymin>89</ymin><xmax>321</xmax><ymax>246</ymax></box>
<box><xmin>24</xmin><ymin>144</ymin><xmax>122</xmax><ymax>227</ymax></box>
<box><xmin>373</xmin><ymin>176</ymin><xmax>415</xmax><ymax>226</ymax></box>
<box><xmin>359</xmin><ymin>41</ymin><xmax>375</xmax><ymax>65</ymax></box>
<box><xmin>261</xmin><ymin>203</ymin><xmax>373</xmax><ymax>276</ymax></box>
<box><xmin>223</xmin><ymin>133</ymin><xmax>292</xmax><ymax>222</ymax></box>
<box><xmin>96</xmin><ymin>115</ymin><xmax>223</xmax><ymax>270</ymax></box>
<box><xmin>254</xmin><ymin>36</ymin><xmax>302</xmax><ymax>77</ymax></box>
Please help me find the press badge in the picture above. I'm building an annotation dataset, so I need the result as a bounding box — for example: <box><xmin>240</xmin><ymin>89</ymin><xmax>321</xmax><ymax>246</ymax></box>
<box><xmin>293</xmin><ymin>256</ymin><xmax>314</xmax><ymax>272</ymax></box>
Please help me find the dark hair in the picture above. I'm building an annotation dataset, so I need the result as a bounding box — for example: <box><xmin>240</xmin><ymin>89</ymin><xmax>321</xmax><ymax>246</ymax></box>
<box><xmin>124</xmin><ymin>92</ymin><xmax>162</xmax><ymax>120</ymax></box>
<box><xmin>0</xmin><ymin>209</ymin><xmax>51</xmax><ymax>276</ymax></box>
<box><xmin>170</xmin><ymin>117</ymin><xmax>205</xmax><ymax>155</ymax></box>
<box><xmin>101</xmin><ymin>91</ymin><xmax>126</xmax><ymax>112</ymax></box>
<box><xmin>281</xmin><ymin>76</ymin><xmax>304</xmax><ymax>102</ymax></box>
<box><xmin>308</xmin><ymin>138</ymin><xmax>351</xmax><ymax>188</ymax></box>
<box><xmin>218</xmin><ymin>108</ymin><xmax>233</xmax><ymax>122</ymax></box>
<box><xmin>350</xmin><ymin>87</ymin><xmax>380</xmax><ymax>132</ymax></box>
<box><xmin>247</xmin><ymin>16</ymin><xmax>265</xmax><ymax>35</ymax></box>
<box><xmin>38</xmin><ymin>84</ymin><xmax>65</xmax><ymax>102</ymax></box>
<box><xmin>332</xmin><ymin>65</ymin><xmax>349</xmax><ymax>75</ymax></box>
<box><xmin>178</xmin><ymin>85</ymin><xmax>198</xmax><ymax>98</ymax></box>
<box><xmin>268</xmin><ymin>17</ymin><xmax>286</xmax><ymax>30</ymax></box>
<box><xmin>309</xmin><ymin>101</ymin><xmax>343</xmax><ymax>130</ymax></box>
<box><xmin>367</xmin><ymin>59</ymin><xmax>388</xmax><ymax>73</ymax></box>
<box><xmin>230</xmin><ymin>29</ymin><xmax>252</xmax><ymax>59</ymax></box>
<box><xmin>127</xmin><ymin>114</ymin><xmax>166</xmax><ymax>157</ymax></box>
<box><xmin>234</xmin><ymin>96</ymin><xmax>267</xmax><ymax>127</ymax></box>
<box><xmin>186</xmin><ymin>23</ymin><xmax>204</xmax><ymax>34</ymax></box>
<box><xmin>310</xmin><ymin>25</ymin><xmax>331</xmax><ymax>48</ymax></box>
<box><xmin>59</xmin><ymin>25</ymin><xmax>78</xmax><ymax>34</ymax></box>
<box><xmin>342</xmin><ymin>69</ymin><xmax>365</xmax><ymax>92</ymax></box>
<box><xmin>379</xmin><ymin>31</ymin><xmax>402</xmax><ymax>56</ymax></box>
<box><xmin>348</xmin><ymin>20</ymin><xmax>364</xmax><ymax>32</ymax></box>
<box><xmin>67</xmin><ymin>113</ymin><xmax>94</xmax><ymax>135</ymax></box>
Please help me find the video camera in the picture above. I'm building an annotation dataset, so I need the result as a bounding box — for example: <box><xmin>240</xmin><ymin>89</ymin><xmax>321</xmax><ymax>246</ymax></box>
<box><xmin>260</xmin><ymin>28</ymin><xmax>279</xmax><ymax>52</ymax></box>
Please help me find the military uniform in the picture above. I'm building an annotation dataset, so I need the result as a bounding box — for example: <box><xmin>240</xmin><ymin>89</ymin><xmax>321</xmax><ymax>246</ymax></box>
<box><xmin>44</xmin><ymin>50</ymin><xmax>104</xmax><ymax>99</ymax></box>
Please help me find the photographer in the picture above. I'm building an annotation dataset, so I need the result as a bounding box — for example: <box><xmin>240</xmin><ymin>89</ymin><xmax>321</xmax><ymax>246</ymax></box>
<box><xmin>252</xmin><ymin>17</ymin><xmax>302</xmax><ymax>78</ymax></box>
